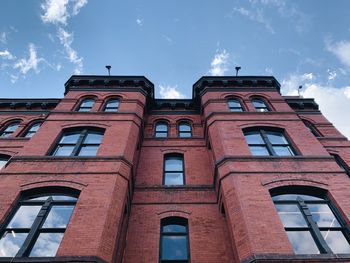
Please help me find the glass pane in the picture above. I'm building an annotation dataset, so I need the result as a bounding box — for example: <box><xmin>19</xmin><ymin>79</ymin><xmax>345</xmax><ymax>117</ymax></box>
<box><xmin>156</xmin><ymin>124</ymin><xmax>168</xmax><ymax>132</ymax></box>
<box><xmin>321</xmin><ymin>231</ymin><xmax>350</xmax><ymax>254</ymax></box>
<box><xmin>179</xmin><ymin>124</ymin><xmax>191</xmax><ymax>132</ymax></box>
<box><xmin>0</xmin><ymin>159</ymin><xmax>8</xmax><ymax>169</ymax></box>
<box><xmin>273</xmin><ymin>146</ymin><xmax>294</xmax><ymax>156</ymax></box>
<box><xmin>165</xmin><ymin>158</ymin><xmax>183</xmax><ymax>171</ymax></box>
<box><xmin>249</xmin><ymin>146</ymin><xmax>270</xmax><ymax>156</ymax></box>
<box><xmin>161</xmin><ymin>236</ymin><xmax>188</xmax><ymax>260</ymax></box>
<box><xmin>252</xmin><ymin>100</ymin><xmax>266</xmax><ymax>108</ymax></box>
<box><xmin>230</xmin><ymin>108</ymin><xmax>243</xmax><ymax>112</ymax></box>
<box><xmin>308</xmin><ymin>204</ymin><xmax>341</xmax><ymax>228</ymax></box>
<box><xmin>42</xmin><ymin>206</ymin><xmax>74</xmax><ymax>228</ymax></box>
<box><xmin>275</xmin><ymin>204</ymin><xmax>308</xmax><ymax>227</ymax></box>
<box><xmin>179</xmin><ymin>132</ymin><xmax>192</xmax><ymax>138</ymax></box>
<box><xmin>30</xmin><ymin>123</ymin><xmax>41</xmax><ymax>132</ymax></box>
<box><xmin>104</xmin><ymin>108</ymin><xmax>118</xmax><ymax>112</ymax></box>
<box><xmin>106</xmin><ymin>100</ymin><xmax>119</xmax><ymax>108</ymax></box>
<box><xmin>52</xmin><ymin>196</ymin><xmax>77</xmax><ymax>201</ymax></box>
<box><xmin>164</xmin><ymin>173</ymin><xmax>184</xmax><ymax>185</ymax></box>
<box><xmin>272</xmin><ymin>194</ymin><xmax>324</xmax><ymax>201</ymax></box>
<box><xmin>8</xmin><ymin>206</ymin><xmax>41</xmax><ymax>228</ymax></box>
<box><xmin>228</xmin><ymin>100</ymin><xmax>241</xmax><ymax>108</ymax></box>
<box><xmin>78</xmin><ymin>146</ymin><xmax>99</xmax><ymax>156</ymax></box>
<box><xmin>80</xmin><ymin>99</ymin><xmax>94</xmax><ymax>107</ymax></box>
<box><xmin>267</xmin><ymin>132</ymin><xmax>288</xmax><ymax>144</ymax></box>
<box><xmin>60</xmin><ymin>133</ymin><xmax>80</xmax><ymax>144</ymax></box>
<box><xmin>0</xmin><ymin>231</ymin><xmax>28</xmax><ymax>257</ymax></box>
<box><xmin>163</xmin><ymin>224</ymin><xmax>187</xmax><ymax>233</ymax></box>
<box><xmin>54</xmin><ymin>146</ymin><xmax>74</xmax><ymax>156</ymax></box>
<box><xmin>84</xmin><ymin>133</ymin><xmax>103</xmax><ymax>144</ymax></box>
<box><xmin>78</xmin><ymin>108</ymin><xmax>91</xmax><ymax>112</ymax></box>
<box><xmin>155</xmin><ymin>132</ymin><xmax>167</xmax><ymax>138</ymax></box>
<box><xmin>286</xmin><ymin>231</ymin><xmax>320</xmax><ymax>254</ymax></box>
<box><xmin>6</xmin><ymin>123</ymin><xmax>20</xmax><ymax>132</ymax></box>
<box><xmin>24</xmin><ymin>131</ymin><xmax>35</xmax><ymax>138</ymax></box>
<box><xmin>29</xmin><ymin>233</ymin><xmax>64</xmax><ymax>257</ymax></box>
<box><xmin>245</xmin><ymin>133</ymin><xmax>264</xmax><ymax>144</ymax></box>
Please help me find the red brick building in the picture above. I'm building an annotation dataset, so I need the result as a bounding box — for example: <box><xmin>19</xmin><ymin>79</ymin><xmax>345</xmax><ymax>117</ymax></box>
<box><xmin>0</xmin><ymin>75</ymin><xmax>350</xmax><ymax>263</ymax></box>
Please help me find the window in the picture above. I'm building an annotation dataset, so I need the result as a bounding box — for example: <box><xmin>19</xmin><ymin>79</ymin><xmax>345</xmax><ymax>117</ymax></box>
<box><xmin>0</xmin><ymin>193</ymin><xmax>77</xmax><ymax>257</ymax></box>
<box><xmin>228</xmin><ymin>98</ymin><xmax>244</xmax><ymax>112</ymax></box>
<box><xmin>244</xmin><ymin>128</ymin><xmax>295</xmax><ymax>156</ymax></box>
<box><xmin>104</xmin><ymin>99</ymin><xmax>120</xmax><ymax>112</ymax></box>
<box><xmin>0</xmin><ymin>121</ymin><xmax>20</xmax><ymax>138</ymax></box>
<box><xmin>24</xmin><ymin>122</ymin><xmax>42</xmax><ymax>138</ymax></box>
<box><xmin>272</xmin><ymin>190</ymin><xmax>350</xmax><ymax>254</ymax></box>
<box><xmin>52</xmin><ymin>129</ymin><xmax>104</xmax><ymax>156</ymax></box>
<box><xmin>155</xmin><ymin>122</ymin><xmax>168</xmax><ymax>138</ymax></box>
<box><xmin>164</xmin><ymin>154</ymin><xmax>184</xmax><ymax>185</ymax></box>
<box><xmin>252</xmin><ymin>98</ymin><xmax>269</xmax><ymax>112</ymax></box>
<box><xmin>77</xmin><ymin>98</ymin><xmax>95</xmax><ymax>112</ymax></box>
<box><xmin>0</xmin><ymin>155</ymin><xmax>10</xmax><ymax>170</ymax></box>
<box><xmin>303</xmin><ymin>120</ymin><xmax>321</xmax><ymax>137</ymax></box>
<box><xmin>160</xmin><ymin>217</ymin><xmax>190</xmax><ymax>262</ymax></box>
<box><xmin>331</xmin><ymin>154</ymin><xmax>350</xmax><ymax>177</ymax></box>
<box><xmin>178</xmin><ymin>122</ymin><xmax>192</xmax><ymax>138</ymax></box>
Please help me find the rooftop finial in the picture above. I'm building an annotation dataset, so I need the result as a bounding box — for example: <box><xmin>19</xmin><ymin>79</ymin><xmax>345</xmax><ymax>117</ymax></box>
<box><xmin>105</xmin><ymin>65</ymin><xmax>111</xmax><ymax>76</ymax></box>
<box><xmin>235</xmin><ymin>66</ymin><xmax>241</xmax><ymax>76</ymax></box>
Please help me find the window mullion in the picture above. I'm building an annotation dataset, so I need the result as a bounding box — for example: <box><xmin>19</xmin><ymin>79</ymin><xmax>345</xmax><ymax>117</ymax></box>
<box><xmin>72</xmin><ymin>131</ymin><xmax>86</xmax><ymax>156</ymax></box>
<box><xmin>261</xmin><ymin>130</ymin><xmax>275</xmax><ymax>156</ymax></box>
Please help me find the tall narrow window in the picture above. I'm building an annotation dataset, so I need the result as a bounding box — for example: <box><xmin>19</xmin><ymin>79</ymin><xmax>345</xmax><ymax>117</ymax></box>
<box><xmin>0</xmin><ymin>155</ymin><xmax>10</xmax><ymax>170</ymax></box>
<box><xmin>244</xmin><ymin>128</ymin><xmax>295</xmax><ymax>156</ymax></box>
<box><xmin>164</xmin><ymin>154</ymin><xmax>184</xmax><ymax>185</ymax></box>
<box><xmin>77</xmin><ymin>98</ymin><xmax>95</xmax><ymax>112</ymax></box>
<box><xmin>104</xmin><ymin>99</ymin><xmax>120</xmax><ymax>112</ymax></box>
<box><xmin>272</xmin><ymin>190</ymin><xmax>350</xmax><ymax>254</ymax></box>
<box><xmin>24</xmin><ymin>122</ymin><xmax>42</xmax><ymax>138</ymax></box>
<box><xmin>228</xmin><ymin>98</ymin><xmax>244</xmax><ymax>112</ymax></box>
<box><xmin>303</xmin><ymin>120</ymin><xmax>321</xmax><ymax>137</ymax></box>
<box><xmin>155</xmin><ymin>122</ymin><xmax>168</xmax><ymax>138</ymax></box>
<box><xmin>331</xmin><ymin>154</ymin><xmax>350</xmax><ymax>177</ymax></box>
<box><xmin>0</xmin><ymin>194</ymin><xmax>77</xmax><ymax>257</ymax></box>
<box><xmin>252</xmin><ymin>98</ymin><xmax>270</xmax><ymax>112</ymax></box>
<box><xmin>52</xmin><ymin>128</ymin><xmax>104</xmax><ymax>156</ymax></box>
<box><xmin>0</xmin><ymin>121</ymin><xmax>20</xmax><ymax>138</ymax></box>
<box><xmin>160</xmin><ymin>217</ymin><xmax>190</xmax><ymax>262</ymax></box>
<box><xmin>178</xmin><ymin>122</ymin><xmax>192</xmax><ymax>138</ymax></box>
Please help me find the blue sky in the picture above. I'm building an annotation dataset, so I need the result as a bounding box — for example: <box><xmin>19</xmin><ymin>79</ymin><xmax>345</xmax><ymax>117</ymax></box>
<box><xmin>1</xmin><ymin>0</ymin><xmax>350</xmax><ymax>138</ymax></box>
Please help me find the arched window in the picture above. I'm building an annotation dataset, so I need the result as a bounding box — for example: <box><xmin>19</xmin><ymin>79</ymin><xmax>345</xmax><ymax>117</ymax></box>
<box><xmin>0</xmin><ymin>192</ymin><xmax>78</xmax><ymax>257</ymax></box>
<box><xmin>0</xmin><ymin>155</ymin><xmax>10</xmax><ymax>170</ymax></box>
<box><xmin>103</xmin><ymin>98</ymin><xmax>120</xmax><ymax>112</ymax></box>
<box><xmin>76</xmin><ymin>98</ymin><xmax>95</xmax><ymax>112</ymax></box>
<box><xmin>51</xmin><ymin>128</ymin><xmax>104</xmax><ymax>156</ymax></box>
<box><xmin>23</xmin><ymin>122</ymin><xmax>42</xmax><ymax>138</ymax></box>
<box><xmin>155</xmin><ymin>122</ymin><xmax>168</xmax><ymax>138</ymax></box>
<box><xmin>272</xmin><ymin>189</ymin><xmax>350</xmax><ymax>254</ymax></box>
<box><xmin>244</xmin><ymin>128</ymin><xmax>295</xmax><ymax>156</ymax></box>
<box><xmin>164</xmin><ymin>154</ymin><xmax>184</xmax><ymax>185</ymax></box>
<box><xmin>0</xmin><ymin>121</ymin><xmax>20</xmax><ymax>138</ymax></box>
<box><xmin>160</xmin><ymin>217</ymin><xmax>190</xmax><ymax>262</ymax></box>
<box><xmin>252</xmin><ymin>98</ymin><xmax>270</xmax><ymax>112</ymax></box>
<box><xmin>178</xmin><ymin>122</ymin><xmax>192</xmax><ymax>138</ymax></box>
<box><xmin>303</xmin><ymin>120</ymin><xmax>322</xmax><ymax>137</ymax></box>
<box><xmin>228</xmin><ymin>98</ymin><xmax>244</xmax><ymax>112</ymax></box>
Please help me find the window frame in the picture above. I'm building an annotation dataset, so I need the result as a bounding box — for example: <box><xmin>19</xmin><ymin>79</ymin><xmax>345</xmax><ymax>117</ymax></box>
<box><xmin>0</xmin><ymin>155</ymin><xmax>10</xmax><ymax>170</ymax></box>
<box><xmin>251</xmin><ymin>98</ymin><xmax>270</xmax><ymax>112</ymax></box>
<box><xmin>0</xmin><ymin>190</ymin><xmax>78</xmax><ymax>258</ymax></box>
<box><xmin>103</xmin><ymin>98</ymin><xmax>120</xmax><ymax>112</ymax></box>
<box><xmin>76</xmin><ymin>98</ymin><xmax>95</xmax><ymax>112</ymax></box>
<box><xmin>51</xmin><ymin>128</ymin><xmax>104</xmax><ymax>157</ymax></box>
<box><xmin>271</xmin><ymin>188</ymin><xmax>350</xmax><ymax>254</ymax></box>
<box><xmin>331</xmin><ymin>154</ymin><xmax>350</xmax><ymax>177</ymax></box>
<box><xmin>178</xmin><ymin>122</ymin><xmax>192</xmax><ymax>138</ymax></box>
<box><xmin>227</xmin><ymin>98</ymin><xmax>245</xmax><ymax>112</ymax></box>
<box><xmin>303</xmin><ymin>120</ymin><xmax>322</xmax><ymax>137</ymax></box>
<box><xmin>23</xmin><ymin>122</ymin><xmax>43</xmax><ymax>138</ymax></box>
<box><xmin>163</xmin><ymin>154</ymin><xmax>185</xmax><ymax>186</ymax></box>
<box><xmin>155</xmin><ymin>122</ymin><xmax>169</xmax><ymax>138</ymax></box>
<box><xmin>159</xmin><ymin>217</ymin><xmax>190</xmax><ymax>263</ymax></box>
<box><xmin>0</xmin><ymin>121</ymin><xmax>21</xmax><ymax>138</ymax></box>
<box><xmin>244</xmin><ymin>128</ymin><xmax>296</xmax><ymax>156</ymax></box>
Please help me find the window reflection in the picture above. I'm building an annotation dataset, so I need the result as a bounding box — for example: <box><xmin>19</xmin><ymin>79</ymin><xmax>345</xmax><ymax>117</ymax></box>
<box><xmin>164</xmin><ymin>155</ymin><xmax>184</xmax><ymax>186</ymax></box>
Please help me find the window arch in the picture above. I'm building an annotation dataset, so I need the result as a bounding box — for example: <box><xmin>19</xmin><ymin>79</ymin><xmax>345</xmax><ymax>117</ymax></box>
<box><xmin>0</xmin><ymin>154</ymin><xmax>10</xmax><ymax>170</ymax></box>
<box><xmin>271</xmin><ymin>187</ymin><xmax>350</xmax><ymax>254</ymax></box>
<box><xmin>244</xmin><ymin>127</ymin><xmax>295</xmax><ymax>156</ymax></box>
<box><xmin>163</xmin><ymin>154</ymin><xmax>184</xmax><ymax>186</ymax></box>
<box><xmin>0</xmin><ymin>121</ymin><xmax>21</xmax><ymax>138</ymax></box>
<box><xmin>76</xmin><ymin>98</ymin><xmax>95</xmax><ymax>112</ymax></box>
<box><xmin>303</xmin><ymin>120</ymin><xmax>322</xmax><ymax>137</ymax></box>
<box><xmin>0</xmin><ymin>190</ymin><xmax>78</xmax><ymax>257</ymax></box>
<box><xmin>178</xmin><ymin>121</ymin><xmax>192</xmax><ymax>138</ymax></box>
<box><xmin>160</xmin><ymin>217</ymin><xmax>190</xmax><ymax>262</ymax></box>
<box><xmin>251</xmin><ymin>98</ymin><xmax>270</xmax><ymax>112</ymax></box>
<box><xmin>23</xmin><ymin>122</ymin><xmax>43</xmax><ymax>138</ymax></box>
<box><xmin>51</xmin><ymin>128</ymin><xmax>104</xmax><ymax>156</ymax></box>
<box><xmin>155</xmin><ymin>121</ymin><xmax>168</xmax><ymax>138</ymax></box>
<box><xmin>227</xmin><ymin>98</ymin><xmax>244</xmax><ymax>112</ymax></box>
<box><xmin>103</xmin><ymin>98</ymin><xmax>120</xmax><ymax>112</ymax></box>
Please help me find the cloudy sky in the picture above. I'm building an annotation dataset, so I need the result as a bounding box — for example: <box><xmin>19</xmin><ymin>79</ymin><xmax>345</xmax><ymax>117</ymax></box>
<box><xmin>1</xmin><ymin>0</ymin><xmax>350</xmax><ymax>138</ymax></box>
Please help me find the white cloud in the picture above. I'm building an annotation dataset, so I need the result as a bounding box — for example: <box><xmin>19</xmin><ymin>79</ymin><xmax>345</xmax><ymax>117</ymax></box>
<box><xmin>14</xmin><ymin>43</ymin><xmax>45</xmax><ymax>75</ymax></box>
<box><xmin>136</xmin><ymin>18</ymin><xmax>143</xmax><ymax>26</ymax></box>
<box><xmin>72</xmin><ymin>0</ymin><xmax>87</xmax><ymax>15</ymax></box>
<box><xmin>0</xmin><ymin>32</ymin><xmax>7</xmax><ymax>44</ymax></box>
<box><xmin>282</xmin><ymin>73</ymin><xmax>350</xmax><ymax>139</ymax></box>
<box><xmin>57</xmin><ymin>27</ymin><xmax>83</xmax><ymax>74</ymax></box>
<box><xmin>233</xmin><ymin>7</ymin><xmax>274</xmax><ymax>34</ymax></box>
<box><xmin>327</xmin><ymin>69</ymin><xmax>337</xmax><ymax>81</ymax></box>
<box><xmin>0</xmin><ymin>50</ymin><xmax>15</xmax><ymax>60</ymax></box>
<box><xmin>159</xmin><ymin>84</ymin><xmax>186</xmax><ymax>99</ymax></box>
<box><xmin>209</xmin><ymin>49</ymin><xmax>230</xmax><ymax>76</ymax></box>
<box><xmin>326</xmin><ymin>39</ymin><xmax>350</xmax><ymax>68</ymax></box>
<box><xmin>162</xmin><ymin>34</ymin><xmax>173</xmax><ymax>44</ymax></box>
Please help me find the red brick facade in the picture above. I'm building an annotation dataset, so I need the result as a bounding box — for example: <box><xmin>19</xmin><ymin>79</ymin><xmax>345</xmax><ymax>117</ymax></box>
<box><xmin>0</xmin><ymin>75</ymin><xmax>349</xmax><ymax>262</ymax></box>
